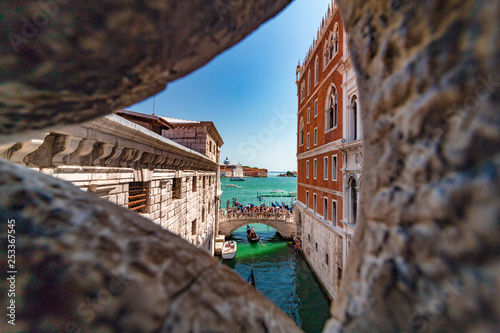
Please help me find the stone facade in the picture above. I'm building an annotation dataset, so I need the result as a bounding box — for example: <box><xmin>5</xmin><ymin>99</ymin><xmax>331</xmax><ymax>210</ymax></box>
<box><xmin>0</xmin><ymin>112</ymin><xmax>222</xmax><ymax>254</ymax></box>
<box><xmin>294</xmin><ymin>1</ymin><xmax>361</xmax><ymax>300</ymax></box>
<box><xmin>0</xmin><ymin>0</ymin><xmax>498</xmax><ymax>331</ymax></box>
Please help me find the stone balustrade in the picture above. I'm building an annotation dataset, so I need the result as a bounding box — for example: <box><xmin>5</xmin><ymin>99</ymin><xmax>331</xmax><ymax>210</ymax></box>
<box><xmin>220</xmin><ymin>211</ymin><xmax>294</xmax><ymax>223</ymax></box>
<box><xmin>218</xmin><ymin>210</ymin><xmax>296</xmax><ymax>239</ymax></box>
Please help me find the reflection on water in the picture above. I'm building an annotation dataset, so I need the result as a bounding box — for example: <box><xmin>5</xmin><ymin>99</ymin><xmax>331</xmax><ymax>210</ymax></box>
<box><xmin>220</xmin><ymin>224</ymin><xmax>330</xmax><ymax>333</ymax></box>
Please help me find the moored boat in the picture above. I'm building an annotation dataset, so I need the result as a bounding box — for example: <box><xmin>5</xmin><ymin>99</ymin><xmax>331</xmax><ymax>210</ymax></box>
<box><xmin>246</xmin><ymin>225</ymin><xmax>260</xmax><ymax>242</ymax></box>
<box><xmin>230</xmin><ymin>177</ymin><xmax>245</xmax><ymax>181</ymax></box>
<box><xmin>222</xmin><ymin>241</ymin><xmax>237</xmax><ymax>260</ymax></box>
<box><xmin>226</xmin><ymin>184</ymin><xmax>238</xmax><ymax>187</ymax></box>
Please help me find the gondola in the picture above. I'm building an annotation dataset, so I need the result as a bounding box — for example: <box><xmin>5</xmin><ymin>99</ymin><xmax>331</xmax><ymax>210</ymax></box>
<box><xmin>246</xmin><ymin>225</ymin><xmax>260</xmax><ymax>242</ymax></box>
<box><xmin>247</xmin><ymin>269</ymin><xmax>256</xmax><ymax>287</ymax></box>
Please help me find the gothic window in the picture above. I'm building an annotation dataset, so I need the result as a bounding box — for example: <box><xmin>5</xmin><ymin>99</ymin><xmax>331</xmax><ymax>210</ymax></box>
<box><xmin>349</xmin><ymin>95</ymin><xmax>360</xmax><ymax>141</ymax></box>
<box><xmin>323</xmin><ymin>197</ymin><xmax>328</xmax><ymax>220</ymax></box>
<box><xmin>307</xmin><ymin>133</ymin><xmax>310</xmax><ymax>149</ymax></box>
<box><xmin>301</xmin><ymin>81</ymin><xmax>305</xmax><ymax>101</ymax></box>
<box><xmin>299</xmin><ymin>118</ymin><xmax>304</xmax><ymax>146</ymax></box>
<box><xmin>306</xmin><ymin>191</ymin><xmax>309</xmax><ymax>208</ymax></box>
<box><xmin>328</xmin><ymin>40</ymin><xmax>333</xmax><ymax>60</ymax></box>
<box><xmin>314</xmin><ymin>56</ymin><xmax>319</xmax><ymax>85</ymax></box>
<box><xmin>326</xmin><ymin>85</ymin><xmax>338</xmax><ymax>130</ymax></box>
<box><xmin>350</xmin><ymin>178</ymin><xmax>358</xmax><ymax>224</ymax></box>
<box><xmin>323</xmin><ymin>42</ymin><xmax>329</xmax><ymax>68</ymax></box>
<box><xmin>313</xmin><ymin>193</ymin><xmax>317</xmax><ymax>214</ymax></box>
<box><xmin>306</xmin><ymin>160</ymin><xmax>309</xmax><ymax>178</ymax></box>
<box><xmin>334</xmin><ymin>24</ymin><xmax>339</xmax><ymax>54</ymax></box>
<box><xmin>332</xmin><ymin>200</ymin><xmax>337</xmax><ymax>225</ymax></box>
<box><xmin>307</xmin><ymin>107</ymin><xmax>310</xmax><ymax>124</ymax></box>
<box><xmin>307</xmin><ymin>70</ymin><xmax>311</xmax><ymax>95</ymax></box>
<box><xmin>314</xmin><ymin>128</ymin><xmax>318</xmax><ymax>146</ymax></box>
<box><xmin>314</xmin><ymin>99</ymin><xmax>318</xmax><ymax>117</ymax></box>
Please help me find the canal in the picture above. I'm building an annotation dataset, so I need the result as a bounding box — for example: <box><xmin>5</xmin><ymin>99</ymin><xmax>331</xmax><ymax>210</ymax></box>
<box><xmin>220</xmin><ymin>224</ymin><xmax>331</xmax><ymax>333</ymax></box>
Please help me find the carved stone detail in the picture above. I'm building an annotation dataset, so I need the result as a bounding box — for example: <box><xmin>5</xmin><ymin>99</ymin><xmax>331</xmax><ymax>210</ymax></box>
<box><xmin>52</xmin><ymin>136</ymin><xmax>83</xmax><ymax>165</ymax></box>
<box><xmin>66</xmin><ymin>139</ymin><xmax>95</xmax><ymax>165</ymax></box>
<box><xmin>103</xmin><ymin>146</ymin><xmax>124</xmax><ymax>167</ymax></box>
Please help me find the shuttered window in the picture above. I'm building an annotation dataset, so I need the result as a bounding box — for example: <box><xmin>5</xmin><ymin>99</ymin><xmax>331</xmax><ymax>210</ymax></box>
<box><xmin>128</xmin><ymin>182</ymin><xmax>148</xmax><ymax>213</ymax></box>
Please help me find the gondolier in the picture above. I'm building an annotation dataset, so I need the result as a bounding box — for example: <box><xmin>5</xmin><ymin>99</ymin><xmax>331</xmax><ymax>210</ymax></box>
<box><xmin>246</xmin><ymin>225</ymin><xmax>260</xmax><ymax>242</ymax></box>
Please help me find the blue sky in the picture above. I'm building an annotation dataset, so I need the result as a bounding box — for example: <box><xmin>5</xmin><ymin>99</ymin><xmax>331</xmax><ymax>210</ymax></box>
<box><xmin>129</xmin><ymin>0</ymin><xmax>333</xmax><ymax>171</ymax></box>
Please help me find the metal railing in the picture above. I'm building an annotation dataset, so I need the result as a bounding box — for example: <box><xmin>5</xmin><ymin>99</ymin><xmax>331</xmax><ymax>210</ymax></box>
<box><xmin>219</xmin><ymin>210</ymin><xmax>294</xmax><ymax>222</ymax></box>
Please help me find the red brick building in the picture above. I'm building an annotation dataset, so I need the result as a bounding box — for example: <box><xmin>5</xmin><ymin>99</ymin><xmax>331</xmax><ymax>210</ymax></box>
<box><xmin>294</xmin><ymin>1</ymin><xmax>362</xmax><ymax>300</ymax></box>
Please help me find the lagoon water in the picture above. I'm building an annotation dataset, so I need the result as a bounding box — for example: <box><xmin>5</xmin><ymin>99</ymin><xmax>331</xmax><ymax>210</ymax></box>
<box><xmin>220</xmin><ymin>172</ymin><xmax>297</xmax><ymax>208</ymax></box>
<box><xmin>220</xmin><ymin>173</ymin><xmax>331</xmax><ymax>333</ymax></box>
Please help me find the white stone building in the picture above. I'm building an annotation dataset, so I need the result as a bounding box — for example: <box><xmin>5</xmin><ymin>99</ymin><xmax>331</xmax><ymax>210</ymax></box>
<box><xmin>0</xmin><ymin>111</ymin><xmax>223</xmax><ymax>254</ymax></box>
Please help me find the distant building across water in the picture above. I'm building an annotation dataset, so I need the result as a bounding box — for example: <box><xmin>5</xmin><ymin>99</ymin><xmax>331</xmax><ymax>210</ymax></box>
<box><xmin>220</xmin><ymin>157</ymin><xmax>268</xmax><ymax>178</ymax></box>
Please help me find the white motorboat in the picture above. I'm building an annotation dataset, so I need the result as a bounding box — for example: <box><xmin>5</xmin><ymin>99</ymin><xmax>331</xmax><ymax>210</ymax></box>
<box><xmin>222</xmin><ymin>241</ymin><xmax>237</xmax><ymax>260</ymax></box>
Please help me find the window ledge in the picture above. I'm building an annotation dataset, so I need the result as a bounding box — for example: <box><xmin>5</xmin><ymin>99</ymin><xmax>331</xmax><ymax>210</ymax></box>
<box><xmin>325</xmin><ymin>126</ymin><xmax>338</xmax><ymax>133</ymax></box>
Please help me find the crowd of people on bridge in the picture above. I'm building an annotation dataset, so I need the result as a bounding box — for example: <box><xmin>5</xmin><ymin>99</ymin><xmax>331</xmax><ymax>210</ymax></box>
<box><xmin>227</xmin><ymin>199</ymin><xmax>293</xmax><ymax>216</ymax></box>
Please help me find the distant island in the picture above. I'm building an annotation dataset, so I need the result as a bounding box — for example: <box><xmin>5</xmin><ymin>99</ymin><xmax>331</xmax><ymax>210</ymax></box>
<box><xmin>220</xmin><ymin>157</ymin><xmax>268</xmax><ymax>178</ymax></box>
<box><xmin>277</xmin><ymin>171</ymin><xmax>297</xmax><ymax>177</ymax></box>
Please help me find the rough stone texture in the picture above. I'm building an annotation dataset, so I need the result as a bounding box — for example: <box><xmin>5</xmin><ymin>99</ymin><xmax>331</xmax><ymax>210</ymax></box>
<box><xmin>326</xmin><ymin>0</ymin><xmax>500</xmax><ymax>332</ymax></box>
<box><xmin>0</xmin><ymin>0</ymin><xmax>499</xmax><ymax>331</ymax></box>
<box><xmin>0</xmin><ymin>160</ymin><xmax>300</xmax><ymax>332</ymax></box>
<box><xmin>0</xmin><ymin>0</ymin><xmax>291</xmax><ymax>143</ymax></box>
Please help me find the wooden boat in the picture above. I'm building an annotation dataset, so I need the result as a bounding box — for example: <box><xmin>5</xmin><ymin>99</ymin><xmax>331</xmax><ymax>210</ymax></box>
<box><xmin>246</xmin><ymin>225</ymin><xmax>260</xmax><ymax>242</ymax></box>
<box><xmin>222</xmin><ymin>241</ymin><xmax>237</xmax><ymax>260</ymax></box>
<box><xmin>247</xmin><ymin>269</ymin><xmax>256</xmax><ymax>287</ymax></box>
<box><xmin>226</xmin><ymin>184</ymin><xmax>238</xmax><ymax>187</ymax></box>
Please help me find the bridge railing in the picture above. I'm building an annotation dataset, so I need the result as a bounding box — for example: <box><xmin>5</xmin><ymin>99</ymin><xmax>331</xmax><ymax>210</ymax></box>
<box><xmin>219</xmin><ymin>210</ymin><xmax>294</xmax><ymax>222</ymax></box>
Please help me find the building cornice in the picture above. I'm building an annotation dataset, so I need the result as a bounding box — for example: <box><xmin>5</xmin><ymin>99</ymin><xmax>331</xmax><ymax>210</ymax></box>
<box><xmin>1</xmin><ymin>114</ymin><xmax>219</xmax><ymax>171</ymax></box>
<box><xmin>297</xmin><ymin>139</ymin><xmax>343</xmax><ymax>159</ymax></box>
<box><xmin>338</xmin><ymin>139</ymin><xmax>363</xmax><ymax>153</ymax></box>
<box><xmin>297</xmin><ymin>182</ymin><xmax>343</xmax><ymax>197</ymax></box>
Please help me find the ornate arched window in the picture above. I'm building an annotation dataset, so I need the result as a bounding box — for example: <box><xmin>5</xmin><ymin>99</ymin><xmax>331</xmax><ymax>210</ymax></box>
<box><xmin>349</xmin><ymin>177</ymin><xmax>358</xmax><ymax>224</ymax></box>
<box><xmin>314</xmin><ymin>56</ymin><xmax>319</xmax><ymax>85</ymax></box>
<box><xmin>325</xmin><ymin>84</ymin><xmax>338</xmax><ymax>130</ymax></box>
<box><xmin>323</xmin><ymin>42</ymin><xmax>329</xmax><ymax>68</ymax></box>
<box><xmin>300</xmin><ymin>81</ymin><xmax>305</xmax><ymax>101</ymax></box>
<box><xmin>334</xmin><ymin>24</ymin><xmax>339</xmax><ymax>54</ymax></box>
<box><xmin>299</xmin><ymin>118</ymin><xmax>305</xmax><ymax>146</ymax></box>
<box><xmin>350</xmin><ymin>95</ymin><xmax>358</xmax><ymax>141</ymax></box>
<box><xmin>329</xmin><ymin>31</ymin><xmax>334</xmax><ymax>59</ymax></box>
<box><xmin>307</xmin><ymin>70</ymin><xmax>311</xmax><ymax>95</ymax></box>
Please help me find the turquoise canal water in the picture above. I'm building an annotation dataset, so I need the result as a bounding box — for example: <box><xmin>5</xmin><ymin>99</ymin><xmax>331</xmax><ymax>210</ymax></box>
<box><xmin>220</xmin><ymin>172</ymin><xmax>297</xmax><ymax>208</ymax></box>
<box><xmin>219</xmin><ymin>174</ymin><xmax>331</xmax><ymax>333</ymax></box>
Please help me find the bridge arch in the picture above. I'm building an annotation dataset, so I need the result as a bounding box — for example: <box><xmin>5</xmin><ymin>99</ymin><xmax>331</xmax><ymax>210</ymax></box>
<box><xmin>218</xmin><ymin>212</ymin><xmax>295</xmax><ymax>239</ymax></box>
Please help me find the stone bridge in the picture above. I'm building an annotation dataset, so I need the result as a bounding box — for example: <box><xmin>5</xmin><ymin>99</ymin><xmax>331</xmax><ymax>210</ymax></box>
<box><xmin>218</xmin><ymin>211</ymin><xmax>295</xmax><ymax>239</ymax></box>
